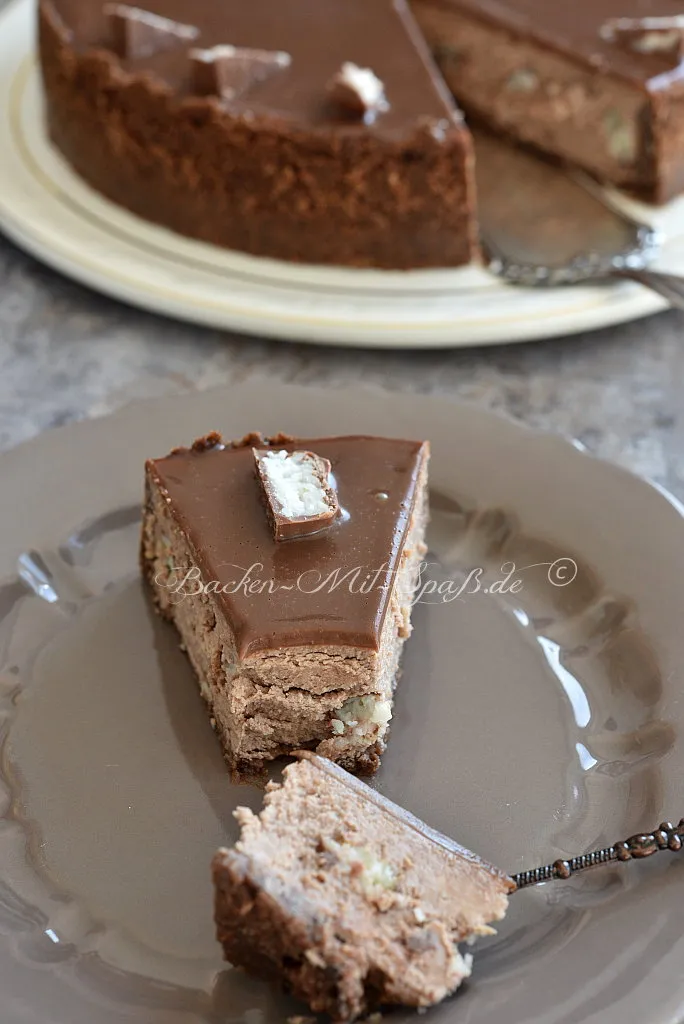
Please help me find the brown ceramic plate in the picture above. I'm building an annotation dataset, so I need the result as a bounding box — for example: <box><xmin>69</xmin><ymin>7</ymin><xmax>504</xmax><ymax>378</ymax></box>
<box><xmin>1</xmin><ymin>383</ymin><xmax>683</xmax><ymax>1024</ymax></box>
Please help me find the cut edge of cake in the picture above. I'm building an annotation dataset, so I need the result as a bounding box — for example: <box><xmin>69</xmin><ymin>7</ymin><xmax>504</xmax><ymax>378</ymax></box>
<box><xmin>213</xmin><ymin>754</ymin><xmax>515</xmax><ymax>1021</ymax></box>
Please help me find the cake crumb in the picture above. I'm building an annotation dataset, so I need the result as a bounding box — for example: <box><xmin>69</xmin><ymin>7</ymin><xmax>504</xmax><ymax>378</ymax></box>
<box><xmin>305</xmin><ymin>948</ymin><xmax>327</xmax><ymax>969</ymax></box>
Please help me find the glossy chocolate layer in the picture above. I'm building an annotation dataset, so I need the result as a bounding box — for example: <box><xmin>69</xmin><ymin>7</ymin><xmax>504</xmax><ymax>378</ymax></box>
<box><xmin>435</xmin><ymin>0</ymin><xmax>684</xmax><ymax>87</ymax></box>
<box><xmin>50</xmin><ymin>0</ymin><xmax>459</xmax><ymax>139</ymax></box>
<box><xmin>147</xmin><ymin>435</ymin><xmax>428</xmax><ymax>656</ymax></box>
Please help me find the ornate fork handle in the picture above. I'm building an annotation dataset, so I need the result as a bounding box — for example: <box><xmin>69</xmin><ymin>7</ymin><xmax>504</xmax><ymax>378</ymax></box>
<box><xmin>513</xmin><ymin>819</ymin><xmax>684</xmax><ymax>890</ymax></box>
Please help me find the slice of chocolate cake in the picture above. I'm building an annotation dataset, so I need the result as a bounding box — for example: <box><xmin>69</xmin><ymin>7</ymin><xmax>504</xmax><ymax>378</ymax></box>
<box><xmin>213</xmin><ymin>754</ymin><xmax>514</xmax><ymax>1021</ymax></box>
<box><xmin>412</xmin><ymin>0</ymin><xmax>684</xmax><ymax>202</ymax></box>
<box><xmin>140</xmin><ymin>433</ymin><xmax>429</xmax><ymax>776</ymax></box>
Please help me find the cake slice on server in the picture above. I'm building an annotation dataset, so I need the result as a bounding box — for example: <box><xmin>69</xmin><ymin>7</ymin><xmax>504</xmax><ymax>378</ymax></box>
<box><xmin>213</xmin><ymin>754</ymin><xmax>514</xmax><ymax>1021</ymax></box>
<box><xmin>140</xmin><ymin>432</ymin><xmax>429</xmax><ymax>776</ymax></box>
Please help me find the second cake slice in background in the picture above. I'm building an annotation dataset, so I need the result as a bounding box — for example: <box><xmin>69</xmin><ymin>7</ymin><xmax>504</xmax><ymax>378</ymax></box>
<box><xmin>141</xmin><ymin>432</ymin><xmax>429</xmax><ymax>777</ymax></box>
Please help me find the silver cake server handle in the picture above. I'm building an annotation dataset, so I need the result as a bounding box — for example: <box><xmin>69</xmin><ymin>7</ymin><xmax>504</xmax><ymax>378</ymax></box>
<box><xmin>512</xmin><ymin>818</ymin><xmax>684</xmax><ymax>890</ymax></box>
<box><xmin>473</xmin><ymin>130</ymin><xmax>684</xmax><ymax>311</ymax></box>
<box><xmin>484</xmin><ymin>226</ymin><xmax>684</xmax><ymax>312</ymax></box>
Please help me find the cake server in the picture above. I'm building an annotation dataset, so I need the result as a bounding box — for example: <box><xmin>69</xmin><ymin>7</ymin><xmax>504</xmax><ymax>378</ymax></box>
<box><xmin>474</xmin><ymin>130</ymin><xmax>684</xmax><ymax>311</ymax></box>
<box><xmin>512</xmin><ymin>817</ymin><xmax>684</xmax><ymax>890</ymax></box>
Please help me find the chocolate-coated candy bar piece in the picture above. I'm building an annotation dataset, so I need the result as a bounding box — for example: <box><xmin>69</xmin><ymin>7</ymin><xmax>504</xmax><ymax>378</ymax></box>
<box><xmin>253</xmin><ymin>447</ymin><xmax>339</xmax><ymax>541</ymax></box>
<box><xmin>104</xmin><ymin>3</ymin><xmax>199</xmax><ymax>59</ymax></box>
<box><xmin>327</xmin><ymin>62</ymin><xmax>389</xmax><ymax>119</ymax></box>
<box><xmin>600</xmin><ymin>17</ymin><xmax>684</xmax><ymax>63</ymax></box>
<box><xmin>104</xmin><ymin>4</ymin><xmax>198</xmax><ymax>59</ymax></box>
<box><xmin>190</xmin><ymin>44</ymin><xmax>291</xmax><ymax>99</ymax></box>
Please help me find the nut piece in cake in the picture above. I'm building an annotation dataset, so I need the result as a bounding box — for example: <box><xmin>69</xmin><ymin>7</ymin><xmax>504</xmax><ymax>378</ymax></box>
<box><xmin>104</xmin><ymin>4</ymin><xmax>199</xmax><ymax>59</ymax></box>
<box><xmin>189</xmin><ymin>44</ymin><xmax>292</xmax><ymax>100</ymax></box>
<box><xmin>213</xmin><ymin>754</ymin><xmax>514</xmax><ymax>1021</ymax></box>
<box><xmin>253</xmin><ymin>446</ymin><xmax>339</xmax><ymax>541</ymax></box>
<box><xmin>327</xmin><ymin>62</ymin><xmax>389</xmax><ymax>120</ymax></box>
<box><xmin>140</xmin><ymin>433</ymin><xmax>429</xmax><ymax>777</ymax></box>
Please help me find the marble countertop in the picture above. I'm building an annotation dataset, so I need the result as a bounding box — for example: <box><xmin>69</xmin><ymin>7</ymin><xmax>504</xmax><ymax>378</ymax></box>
<box><xmin>1</xmin><ymin>229</ymin><xmax>684</xmax><ymax>499</ymax></box>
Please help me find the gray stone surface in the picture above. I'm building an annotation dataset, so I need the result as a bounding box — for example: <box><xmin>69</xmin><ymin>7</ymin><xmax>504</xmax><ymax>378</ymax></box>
<box><xmin>2</xmin><ymin>228</ymin><xmax>684</xmax><ymax>498</ymax></box>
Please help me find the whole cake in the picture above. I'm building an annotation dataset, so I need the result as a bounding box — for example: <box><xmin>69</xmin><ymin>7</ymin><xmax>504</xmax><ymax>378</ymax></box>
<box><xmin>140</xmin><ymin>432</ymin><xmax>429</xmax><ymax>776</ymax></box>
<box><xmin>40</xmin><ymin>0</ymin><xmax>684</xmax><ymax>268</ymax></box>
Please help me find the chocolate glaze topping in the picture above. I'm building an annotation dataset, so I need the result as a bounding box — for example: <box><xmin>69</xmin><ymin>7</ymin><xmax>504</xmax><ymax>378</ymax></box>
<box><xmin>148</xmin><ymin>435</ymin><xmax>428</xmax><ymax>657</ymax></box>
<box><xmin>49</xmin><ymin>0</ymin><xmax>459</xmax><ymax>139</ymax></box>
<box><xmin>439</xmin><ymin>0</ymin><xmax>684</xmax><ymax>85</ymax></box>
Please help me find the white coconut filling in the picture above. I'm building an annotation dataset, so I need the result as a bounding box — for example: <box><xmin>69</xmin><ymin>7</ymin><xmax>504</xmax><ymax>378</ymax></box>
<box><xmin>600</xmin><ymin>16</ymin><xmax>684</xmax><ymax>52</ymax></box>
<box><xmin>258</xmin><ymin>450</ymin><xmax>330</xmax><ymax>519</ymax></box>
<box><xmin>452</xmin><ymin>949</ymin><xmax>473</xmax><ymax>978</ymax></box>
<box><xmin>331</xmin><ymin>695</ymin><xmax>393</xmax><ymax>737</ymax></box>
<box><xmin>632</xmin><ymin>29</ymin><xmax>681</xmax><ymax>53</ymax></box>
<box><xmin>338</xmin><ymin>62</ymin><xmax>388</xmax><ymax>110</ymax></box>
<box><xmin>330</xmin><ymin>841</ymin><xmax>397</xmax><ymax>891</ymax></box>
<box><xmin>191</xmin><ymin>44</ymin><xmax>239</xmax><ymax>62</ymax></box>
<box><xmin>190</xmin><ymin>43</ymin><xmax>291</xmax><ymax>66</ymax></box>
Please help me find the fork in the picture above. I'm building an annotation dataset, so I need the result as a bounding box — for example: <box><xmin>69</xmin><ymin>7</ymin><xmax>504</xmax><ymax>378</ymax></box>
<box><xmin>512</xmin><ymin>817</ymin><xmax>684</xmax><ymax>890</ymax></box>
<box><xmin>473</xmin><ymin>131</ymin><xmax>684</xmax><ymax>311</ymax></box>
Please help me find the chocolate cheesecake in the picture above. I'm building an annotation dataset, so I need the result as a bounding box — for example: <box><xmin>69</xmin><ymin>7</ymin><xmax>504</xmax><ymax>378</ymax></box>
<box><xmin>140</xmin><ymin>432</ymin><xmax>429</xmax><ymax>776</ymax></box>
<box><xmin>213</xmin><ymin>754</ymin><xmax>514</xmax><ymax>1020</ymax></box>
<box><xmin>39</xmin><ymin>0</ymin><xmax>476</xmax><ymax>269</ymax></box>
<box><xmin>39</xmin><ymin>0</ymin><xmax>684</xmax><ymax>269</ymax></box>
